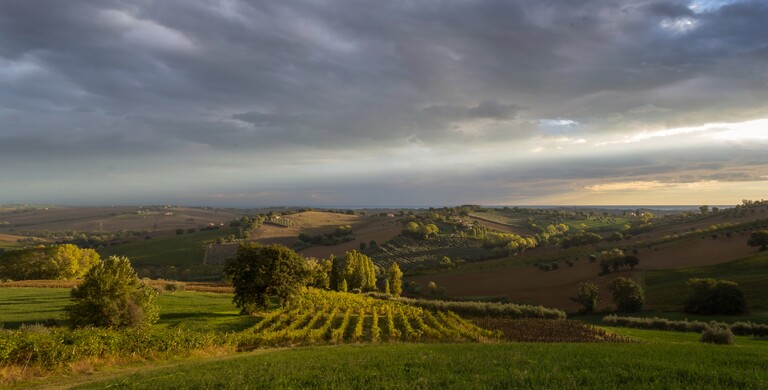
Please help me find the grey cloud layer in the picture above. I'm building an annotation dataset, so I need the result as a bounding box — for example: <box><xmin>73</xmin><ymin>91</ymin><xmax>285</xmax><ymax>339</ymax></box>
<box><xmin>1</xmin><ymin>0</ymin><xmax>767</xmax><ymax>204</ymax></box>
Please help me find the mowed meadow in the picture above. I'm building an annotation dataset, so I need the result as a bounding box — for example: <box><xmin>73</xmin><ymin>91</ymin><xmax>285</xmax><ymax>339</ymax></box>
<box><xmin>2</xmin><ymin>203</ymin><xmax>768</xmax><ymax>387</ymax></box>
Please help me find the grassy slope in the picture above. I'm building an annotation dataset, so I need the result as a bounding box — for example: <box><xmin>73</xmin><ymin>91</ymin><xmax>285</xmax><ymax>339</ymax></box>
<box><xmin>0</xmin><ymin>288</ymin><xmax>250</xmax><ymax>332</ymax></box>
<box><xmin>645</xmin><ymin>251</ymin><xmax>768</xmax><ymax>311</ymax></box>
<box><xmin>74</xmin><ymin>329</ymin><xmax>768</xmax><ymax>389</ymax></box>
<box><xmin>97</xmin><ymin>227</ymin><xmax>238</xmax><ymax>266</ymax></box>
<box><xmin>0</xmin><ymin>288</ymin><xmax>71</xmax><ymax>328</ymax></box>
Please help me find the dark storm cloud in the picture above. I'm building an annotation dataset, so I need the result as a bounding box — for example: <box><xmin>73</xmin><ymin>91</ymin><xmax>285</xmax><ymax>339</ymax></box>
<box><xmin>1</xmin><ymin>0</ymin><xmax>767</xmax><ymax>205</ymax></box>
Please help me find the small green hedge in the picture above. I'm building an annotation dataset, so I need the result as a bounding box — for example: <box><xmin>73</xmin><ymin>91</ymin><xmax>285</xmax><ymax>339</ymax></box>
<box><xmin>603</xmin><ymin>315</ymin><xmax>768</xmax><ymax>337</ymax></box>
<box><xmin>0</xmin><ymin>326</ymin><xmax>228</xmax><ymax>368</ymax></box>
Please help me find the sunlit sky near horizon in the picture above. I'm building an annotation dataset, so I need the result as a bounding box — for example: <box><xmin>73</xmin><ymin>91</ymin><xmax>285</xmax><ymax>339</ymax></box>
<box><xmin>1</xmin><ymin>0</ymin><xmax>767</xmax><ymax>207</ymax></box>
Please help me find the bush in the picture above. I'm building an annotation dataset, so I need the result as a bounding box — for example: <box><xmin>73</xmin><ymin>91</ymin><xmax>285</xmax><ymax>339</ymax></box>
<box><xmin>164</xmin><ymin>282</ymin><xmax>186</xmax><ymax>292</ymax></box>
<box><xmin>66</xmin><ymin>256</ymin><xmax>160</xmax><ymax>329</ymax></box>
<box><xmin>700</xmin><ymin>326</ymin><xmax>734</xmax><ymax>345</ymax></box>
<box><xmin>684</xmin><ymin>278</ymin><xmax>747</xmax><ymax>315</ymax></box>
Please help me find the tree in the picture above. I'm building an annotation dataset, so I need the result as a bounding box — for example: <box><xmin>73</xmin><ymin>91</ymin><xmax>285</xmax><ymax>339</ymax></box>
<box><xmin>0</xmin><ymin>244</ymin><xmax>100</xmax><ymax>280</ymax></box>
<box><xmin>608</xmin><ymin>277</ymin><xmax>644</xmax><ymax>313</ymax></box>
<box><xmin>747</xmin><ymin>230</ymin><xmax>768</xmax><ymax>251</ymax></box>
<box><xmin>342</xmin><ymin>250</ymin><xmax>377</xmax><ymax>292</ymax></box>
<box><xmin>699</xmin><ymin>205</ymin><xmax>710</xmax><ymax>214</ymax></box>
<box><xmin>306</xmin><ymin>258</ymin><xmax>331</xmax><ymax>289</ymax></box>
<box><xmin>428</xmin><ymin>281</ymin><xmax>438</xmax><ymax>295</ymax></box>
<box><xmin>422</xmin><ymin>223</ymin><xmax>439</xmax><ymax>239</ymax></box>
<box><xmin>572</xmin><ymin>282</ymin><xmax>600</xmax><ymax>314</ymax></box>
<box><xmin>224</xmin><ymin>243</ymin><xmax>310</xmax><ymax>313</ymax></box>
<box><xmin>598</xmin><ymin>248</ymin><xmax>624</xmax><ymax>275</ymax></box>
<box><xmin>66</xmin><ymin>256</ymin><xmax>159</xmax><ymax>329</ymax></box>
<box><xmin>623</xmin><ymin>255</ymin><xmax>640</xmax><ymax>269</ymax></box>
<box><xmin>387</xmin><ymin>261</ymin><xmax>403</xmax><ymax>297</ymax></box>
<box><xmin>329</xmin><ymin>255</ymin><xmax>341</xmax><ymax>291</ymax></box>
<box><xmin>684</xmin><ymin>278</ymin><xmax>747</xmax><ymax>315</ymax></box>
<box><xmin>402</xmin><ymin>222</ymin><xmax>420</xmax><ymax>238</ymax></box>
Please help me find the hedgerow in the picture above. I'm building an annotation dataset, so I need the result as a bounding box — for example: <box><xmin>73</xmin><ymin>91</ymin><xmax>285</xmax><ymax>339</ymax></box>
<box><xmin>602</xmin><ymin>315</ymin><xmax>768</xmax><ymax>337</ymax></box>
<box><xmin>0</xmin><ymin>326</ymin><xmax>227</xmax><ymax>368</ymax></box>
<box><xmin>393</xmin><ymin>297</ymin><xmax>567</xmax><ymax>319</ymax></box>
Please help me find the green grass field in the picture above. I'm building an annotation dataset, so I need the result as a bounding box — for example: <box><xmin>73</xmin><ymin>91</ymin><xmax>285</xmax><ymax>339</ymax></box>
<box><xmin>644</xmin><ymin>251</ymin><xmax>768</xmax><ymax>311</ymax></box>
<box><xmin>0</xmin><ymin>288</ymin><xmax>251</xmax><ymax>332</ymax></box>
<box><xmin>0</xmin><ymin>288</ymin><xmax>71</xmax><ymax>329</ymax></box>
<box><xmin>73</xmin><ymin>329</ymin><xmax>768</xmax><ymax>389</ymax></box>
<box><xmin>4</xmin><ymin>286</ymin><xmax>768</xmax><ymax>389</ymax></box>
<box><xmin>97</xmin><ymin>227</ymin><xmax>238</xmax><ymax>266</ymax></box>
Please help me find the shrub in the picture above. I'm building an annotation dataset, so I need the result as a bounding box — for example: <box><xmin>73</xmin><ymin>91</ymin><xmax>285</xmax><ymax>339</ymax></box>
<box><xmin>66</xmin><ymin>256</ymin><xmax>160</xmax><ymax>329</ymax></box>
<box><xmin>164</xmin><ymin>282</ymin><xmax>186</xmax><ymax>292</ymax></box>
<box><xmin>684</xmin><ymin>278</ymin><xmax>747</xmax><ymax>315</ymax></box>
<box><xmin>700</xmin><ymin>326</ymin><xmax>734</xmax><ymax>345</ymax></box>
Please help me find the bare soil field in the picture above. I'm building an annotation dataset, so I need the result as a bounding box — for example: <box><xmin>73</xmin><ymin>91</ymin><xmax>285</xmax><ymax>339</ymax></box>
<box><xmin>0</xmin><ymin>233</ymin><xmax>43</xmax><ymax>243</ymax></box>
<box><xmin>468</xmin><ymin>217</ymin><xmax>534</xmax><ymax>236</ymax></box>
<box><xmin>205</xmin><ymin>211</ymin><xmax>403</xmax><ymax>263</ymax></box>
<box><xmin>246</xmin><ymin>211</ymin><xmax>401</xmax><ymax>259</ymax></box>
<box><xmin>629</xmin><ymin>206</ymin><xmax>768</xmax><ymax>243</ymax></box>
<box><xmin>0</xmin><ymin>206</ymin><xmax>240</xmax><ymax>233</ymax></box>
<box><xmin>409</xmin><ymin>234</ymin><xmax>760</xmax><ymax>311</ymax></box>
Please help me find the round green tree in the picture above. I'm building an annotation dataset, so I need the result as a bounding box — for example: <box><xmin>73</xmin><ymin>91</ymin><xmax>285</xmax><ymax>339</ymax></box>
<box><xmin>572</xmin><ymin>282</ymin><xmax>600</xmax><ymax>313</ymax></box>
<box><xmin>224</xmin><ymin>243</ymin><xmax>310</xmax><ymax>313</ymax></box>
<box><xmin>66</xmin><ymin>256</ymin><xmax>159</xmax><ymax>328</ymax></box>
<box><xmin>747</xmin><ymin>230</ymin><xmax>768</xmax><ymax>251</ymax></box>
<box><xmin>608</xmin><ymin>277</ymin><xmax>645</xmax><ymax>313</ymax></box>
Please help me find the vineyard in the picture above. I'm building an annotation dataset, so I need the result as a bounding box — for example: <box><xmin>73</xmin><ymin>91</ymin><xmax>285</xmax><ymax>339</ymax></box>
<box><xmin>236</xmin><ymin>289</ymin><xmax>500</xmax><ymax>349</ymax></box>
<box><xmin>371</xmin><ymin>236</ymin><xmax>492</xmax><ymax>270</ymax></box>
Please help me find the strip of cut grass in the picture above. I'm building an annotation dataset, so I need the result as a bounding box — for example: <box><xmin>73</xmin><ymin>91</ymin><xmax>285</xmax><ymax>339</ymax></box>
<box><xmin>0</xmin><ymin>288</ymin><xmax>250</xmax><ymax>332</ymax></box>
<box><xmin>75</xmin><ymin>333</ymin><xmax>768</xmax><ymax>389</ymax></box>
<box><xmin>644</xmin><ymin>251</ymin><xmax>768</xmax><ymax>311</ymax></box>
<box><xmin>0</xmin><ymin>288</ymin><xmax>70</xmax><ymax>328</ymax></box>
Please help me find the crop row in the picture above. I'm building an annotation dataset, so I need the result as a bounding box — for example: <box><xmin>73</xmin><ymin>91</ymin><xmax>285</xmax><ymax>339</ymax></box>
<box><xmin>236</xmin><ymin>289</ymin><xmax>500</xmax><ymax>348</ymax></box>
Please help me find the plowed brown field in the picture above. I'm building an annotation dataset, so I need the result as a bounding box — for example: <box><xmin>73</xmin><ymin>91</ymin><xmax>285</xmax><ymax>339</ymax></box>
<box><xmin>409</xmin><ymin>234</ymin><xmax>758</xmax><ymax>311</ymax></box>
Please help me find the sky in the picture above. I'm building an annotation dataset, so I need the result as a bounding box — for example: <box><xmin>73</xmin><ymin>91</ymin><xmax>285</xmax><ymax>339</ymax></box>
<box><xmin>1</xmin><ymin>0</ymin><xmax>767</xmax><ymax>207</ymax></box>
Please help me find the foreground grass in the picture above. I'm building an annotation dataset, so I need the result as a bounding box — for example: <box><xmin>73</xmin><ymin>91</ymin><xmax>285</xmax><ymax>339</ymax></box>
<box><xmin>75</xmin><ymin>330</ymin><xmax>767</xmax><ymax>389</ymax></box>
<box><xmin>645</xmin><ymin>251</ymin><xmax>768</xmax><ymax>311</ymax></box>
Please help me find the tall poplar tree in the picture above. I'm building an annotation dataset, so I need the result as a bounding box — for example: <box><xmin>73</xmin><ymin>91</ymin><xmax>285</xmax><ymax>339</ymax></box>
<box><xmin>387</xmin><ymin>261</ymin><xmax>403</xmax><ymax>297</ymax></box>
